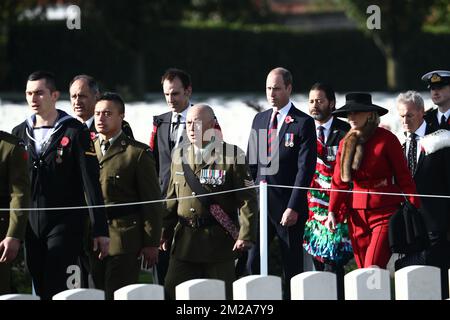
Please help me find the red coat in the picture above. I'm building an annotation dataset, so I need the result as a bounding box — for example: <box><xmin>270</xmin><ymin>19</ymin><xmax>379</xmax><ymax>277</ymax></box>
<box><xmin>329</xmin><ymin>127</ymin><xmax>420</xmax><ymax>218</ymax></box>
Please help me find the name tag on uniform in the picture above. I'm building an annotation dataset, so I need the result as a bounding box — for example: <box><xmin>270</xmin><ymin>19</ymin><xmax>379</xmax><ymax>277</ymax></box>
<box><xmin>175</xmin><ymin>171</ymin><xmax>184</xmax><ymax>176</ymax></box>
<box><xmin>199</xmin><ymin>169</ymin><xmax>226</xmax><ymax>185</ymax></box>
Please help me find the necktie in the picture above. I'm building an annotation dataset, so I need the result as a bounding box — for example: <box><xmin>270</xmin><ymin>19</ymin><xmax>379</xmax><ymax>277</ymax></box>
<box><xmin>171</xmin><ymin>114</ymin><xmax>181</xmax><ymax>147</ymax></box>
<box><xmin>440</xmin><ymin>114</ymin><xmax>447</xmax><ymax>129</ymax></box>
<box><xmin>101</xmin><ymin>140</ymin><xmax>110</xmax><ymax>155</ymax></box>
<box><xmin>267</xmin><ymin>111</ymin><xmax>279</xmax><ymax>159</ymax></box>
<box><xmin>317</xmin><ymin>126</ymin><xmax>325</xmax><ymax>145</ymax></box>
<box><xmin>407</xmin><ymin>133</ymin><xmax>417</xmax><ymax>175</ymax></box>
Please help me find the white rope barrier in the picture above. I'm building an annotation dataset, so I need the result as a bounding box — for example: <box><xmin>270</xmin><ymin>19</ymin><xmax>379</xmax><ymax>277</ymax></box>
<box><xmin>267</xmin><ymin>184</ymin><xmax>450</xmax><ymax>199</ymax></box>
<box><xmin>0</xmin><ymin>185</ymin><xmax>258</xmax><ymax>212</ymax></box>
<box><xmin>0</xmin><ymin>184</ymin><xmax>448</xmax><ymax>212</ymax></box>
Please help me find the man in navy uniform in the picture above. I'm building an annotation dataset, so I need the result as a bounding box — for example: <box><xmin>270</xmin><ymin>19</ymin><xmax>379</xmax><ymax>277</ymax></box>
<box><xmin>12</xmin><ymin>71</ymin><xmax>109</xmax><ymax>300</ymax></box>
<box><xmin>421</xmin><ymin>70</ymin><xmax>450</xmax><ymax>131</ymax></box>
<box><xmin>246</xmin><ymin>67</ymin><xmax>317</xmax><ymax>298</ymax></box>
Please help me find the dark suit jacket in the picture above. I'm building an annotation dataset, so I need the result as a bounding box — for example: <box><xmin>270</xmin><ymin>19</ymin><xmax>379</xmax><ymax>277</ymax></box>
<box><xmin>247</xmin><ymin>103</ymin><xmax>317</xmax><ymax>241</ymax></box>
<box><xmin>404</xmin><ymin>127</ymin><xmax>450</xmax><ymax>234</ymax></box>
<box><xmin>150</xmin><ymin>111</ymin><xmax>188</xmax><ymax>197</ymax></box>
<box><xmin>326</xmin><ymin>117</ymin><xmax>351</xmax><ymax>147</ymax></box>
<box><xmin>424</xmin><ymin>108</ymin><xmax>450</xmax><ymax>131</ymax></box>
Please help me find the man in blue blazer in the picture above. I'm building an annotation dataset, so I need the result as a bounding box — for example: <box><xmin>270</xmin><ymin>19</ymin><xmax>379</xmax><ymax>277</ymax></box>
<box><xmin>246</xmin><ymin>67</ymin><xmax>317</xmax><ymax>298</ymax></box>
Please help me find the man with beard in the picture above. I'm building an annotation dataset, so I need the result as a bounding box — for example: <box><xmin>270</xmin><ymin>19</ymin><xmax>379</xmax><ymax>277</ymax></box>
<box><xmin>303</xmin><ymin>83</ymin><xmax>352</xmax><ymax>300</ymax></box>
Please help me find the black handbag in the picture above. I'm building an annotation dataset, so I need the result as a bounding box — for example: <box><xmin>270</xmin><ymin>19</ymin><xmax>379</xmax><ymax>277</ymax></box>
<box><xmin>394</xmin><ymin>251</ymin><xmax>428</xmax><ymax>271</ymax></box>
<box><xmin>388</xmin><ymin>197</ymin><xmax>429</xmax><ymax>254</ymax></box>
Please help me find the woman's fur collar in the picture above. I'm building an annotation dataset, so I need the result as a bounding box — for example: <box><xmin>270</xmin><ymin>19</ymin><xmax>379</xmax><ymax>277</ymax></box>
<box><xmin>340</xmin><ymin>120</ymin><xmax>378</xmax><ymax>182</ymax></box>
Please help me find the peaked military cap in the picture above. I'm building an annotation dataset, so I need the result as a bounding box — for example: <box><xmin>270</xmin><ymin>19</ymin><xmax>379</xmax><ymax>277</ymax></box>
<box><xmin>421</xmin><ymin>70</ymin><xmax>450</xmax><ymax>89</ymax></box>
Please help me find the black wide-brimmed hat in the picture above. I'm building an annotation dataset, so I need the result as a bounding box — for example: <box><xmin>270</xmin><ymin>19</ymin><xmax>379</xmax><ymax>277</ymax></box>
<box><xmin>332</xmin><ymin>92</ymin><xmax>388</xmax><ymax>118</ymax></box>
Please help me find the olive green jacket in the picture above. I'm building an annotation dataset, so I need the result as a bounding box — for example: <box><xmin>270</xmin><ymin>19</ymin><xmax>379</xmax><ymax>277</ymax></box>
<box><xmin>0</xmin><ymin>131</ymin><xmax>30</xmax><ymax>240</ymax></box>
<box><xmin>94</xmin><ymin>132</ymin><xmax>163</xmax><ymax>256</ymax></box>
<box><xmin>163</xmin><ymin>141</ymin><xmax>258</xmax><ymax>263</ymax></box>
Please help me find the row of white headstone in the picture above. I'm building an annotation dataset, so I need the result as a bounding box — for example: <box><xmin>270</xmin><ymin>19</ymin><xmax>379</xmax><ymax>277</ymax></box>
<box><xmin>0</xmin><ymin>266</ymin><xmax>448</xmax><ymax>300</ymax></box>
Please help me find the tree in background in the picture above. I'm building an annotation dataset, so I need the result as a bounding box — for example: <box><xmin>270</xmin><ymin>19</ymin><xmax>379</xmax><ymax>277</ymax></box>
<box><xmin>340</xmin><ymin>0</ymin><xmax>438</xmax><ymax>90</ymax></box>
<box><xmin>77</xmin><ymin>0</ymin><xmax>186</xmax><ymax>99</ymax></box>
<box><xmin>0</xmin><ymin>0</ymin><xmax>51</xmax><ymax>86</ymax></box>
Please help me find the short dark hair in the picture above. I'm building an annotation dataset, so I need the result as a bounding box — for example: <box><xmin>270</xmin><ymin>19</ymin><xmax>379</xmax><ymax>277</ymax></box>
<box><xmin>28</xmin><ymin>70</ymin><xmax>57</xmax><ymax>92</ymax></box>
<box><xmin>97</xmin><ymin>92</ymin><xmax>125</xmax><ymax>114</ymax></box>
<box><xmin>161</xmin><ymin>68</ymin><xmax>192</xmax><ymax>89</ymax></box>
<box><xmin>69</xmin><ymin>74</ymin><xmax>99</xmax><ymax>94</ymax></box>
<box><xmin>310</xmin><ymin>82</ymin><xmax>336</xmax><ymax>103</ymax></box>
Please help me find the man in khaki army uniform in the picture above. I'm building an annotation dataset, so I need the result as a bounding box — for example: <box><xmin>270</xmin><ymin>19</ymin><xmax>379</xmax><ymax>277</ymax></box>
<box><xmin>161</xmin><ymin>104</ymin><xmax>258</xmax><ymax>299</ymax></box>
<box><xmin>90</xmin><ymin>92</ymin><xmax>163</xmax><ymax>300</ymax></box>
<box><xmin>0</xmin><ymin>131</ymin><xmax>30</xmax><ymax>294</ymax></box>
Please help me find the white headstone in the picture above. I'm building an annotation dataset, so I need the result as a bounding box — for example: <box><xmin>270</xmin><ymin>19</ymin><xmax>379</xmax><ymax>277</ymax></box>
<box><xmin>176</xmin><ymin>279</ymin><xmax>225</xmax><ymax>300</ymax></box>
<box><xmin>345</xmin><ymin>267</ymin><xmax>391</xmax><ymax>300</ymax></box>
<box><xmin>291</xmin><ymin>271</ymin><xmax>337</xmax><ymax>300</ymax></box>
<box><xmin>233</xmin><ymin>275</ymin><xmax>282</xmax><ymax>300</ymax></box>
<box><xmin>52</xmin><ymin>288</ymin><xmax>105</xmax><ymax>300</ymax></box>
<box><xmin>0</xmin><ymin>294</ymin><xmax>40</xmax><ymax>300</ymax></box>
<box><xmin>395</xmin><ymin>265</ymin><xmax>441</xmax><ymax>300</ymax></box>
<box><xmin>114</xmin><ymin>284</ymin><xmax>164</xmax><ymax>300</ymax></box>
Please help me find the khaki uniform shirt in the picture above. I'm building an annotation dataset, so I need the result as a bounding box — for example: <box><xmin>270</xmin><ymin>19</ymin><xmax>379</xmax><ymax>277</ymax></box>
<box><xmin>95</xmin><ymin>132</ymin><xmax>163</xmax><ymax>256</ymax></box>
<box><xmin>164</xmin><ymin>141</ymin><xmax>257</xmax><ymax>263</ymax></box>
<box><xmin>0</xmin><ymin>131</ymin><xmax>30</xmax><ymax>240</ymax></box>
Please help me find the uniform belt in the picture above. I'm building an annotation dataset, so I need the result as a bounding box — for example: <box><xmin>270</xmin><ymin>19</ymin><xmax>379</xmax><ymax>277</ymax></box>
<box><xmin>354</xmin><ymin>177</ymin><xmax>393</xmax><ymax>189</ymax></box>
<box><xmin>178</xmin><ymin>215</ymin><xmax>218</xmax><ymax>228</ymax></box>
<box><xmin>106</xmin><ymin>205</ymin><xmax>141</xmax><ymax>220</ymax></box>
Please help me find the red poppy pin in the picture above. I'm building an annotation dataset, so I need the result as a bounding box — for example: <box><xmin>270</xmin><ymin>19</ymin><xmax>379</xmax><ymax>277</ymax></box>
<box><xmin>60</xmin><ymin>136</ymin><xmax>70</xmax><ymax>147</ymax></box>
<box><xmin>90</xmin><ymin>132</ymin><xmax>97</xmax><ymax>140</ymax></box>
<box><xmin>285</xmin><ymin>116</ymin><xmax>294</xmax><ymax>124</ymax></box>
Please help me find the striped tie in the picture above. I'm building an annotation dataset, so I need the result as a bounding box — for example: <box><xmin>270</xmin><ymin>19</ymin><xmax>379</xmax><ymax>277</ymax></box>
<box><xmin>267</xmin><ymin>111</ymin><xmax>279</xmax><ymax>159</ymax></box>
<box><xmin>317</xmin><ymin>126</ymin><xmax>325</xmax><ymax>145</ymax></box>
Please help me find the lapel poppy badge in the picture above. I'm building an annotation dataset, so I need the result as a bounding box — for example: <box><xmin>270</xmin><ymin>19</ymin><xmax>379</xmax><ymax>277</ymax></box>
<box><xmin>60</xmin><ymin>136</ymin><xmax>70</xmax><ymax>147</ymax></box>
<box><xmin>285</xmin><ymin>115</ymin><xmax>294</xmax><ymax>124</ymax></box>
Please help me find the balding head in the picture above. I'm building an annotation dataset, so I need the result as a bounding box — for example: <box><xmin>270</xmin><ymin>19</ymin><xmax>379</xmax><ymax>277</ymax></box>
<box><xmin>186</xmin><ymin>103</ymin><xmax>217</xmax><ymax>146</ymax></box>
<box><xmin>268</xmin><ymin>67</ymin><xmax>292</xmax><ymax>88</ymax></box>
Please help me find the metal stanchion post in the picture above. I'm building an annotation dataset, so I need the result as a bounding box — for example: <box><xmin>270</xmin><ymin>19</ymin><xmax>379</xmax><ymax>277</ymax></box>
<box><xmin>259</xmin><ymin>180</ymin><xmax>268</xmax><ymax>276</ymax></box>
